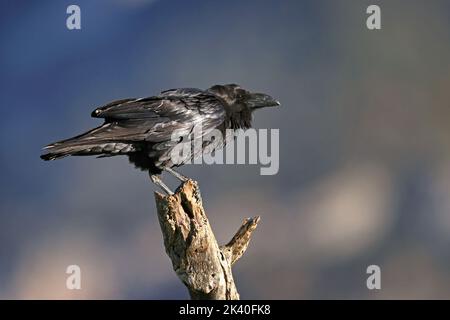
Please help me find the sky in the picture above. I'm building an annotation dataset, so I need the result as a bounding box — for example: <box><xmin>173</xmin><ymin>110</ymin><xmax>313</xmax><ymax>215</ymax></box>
<box><xmin>1</xmin><ymin>0</ymin><xmax>450</xmax><ymax>299</ymax></box>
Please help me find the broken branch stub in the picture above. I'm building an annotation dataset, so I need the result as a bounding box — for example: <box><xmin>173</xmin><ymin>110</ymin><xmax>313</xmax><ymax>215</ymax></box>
<box><xmin>154</xmin><ymin>179</ymin><xmax>260</xmax><ymax>300</ymax></box>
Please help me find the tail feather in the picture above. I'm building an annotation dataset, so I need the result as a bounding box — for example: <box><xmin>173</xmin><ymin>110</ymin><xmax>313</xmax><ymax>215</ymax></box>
<box><xmin>40</xmin><ymin>138</ymin><xmax>137</xmax><ymax>161</ymax></box>
<box><xmin>40</xmin><ymin>123</ymin><xmax>142</xmax><ymax>161</ymax></box>
<box><xmin>40</xmin><ymin>142</ymin><xmax>91</xmax><ymax>160</ymax></box>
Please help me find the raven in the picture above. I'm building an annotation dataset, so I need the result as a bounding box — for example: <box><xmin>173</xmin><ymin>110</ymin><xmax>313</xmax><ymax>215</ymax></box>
<box><xmin>41</xmin><ymin>84</ymin><xmax>280</xmax><ymax>194</ymax></box>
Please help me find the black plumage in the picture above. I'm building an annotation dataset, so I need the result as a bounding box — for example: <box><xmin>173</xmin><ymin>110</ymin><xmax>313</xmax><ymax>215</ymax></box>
<box><xmin>41</xmin><ymin>84</ymin><xmax>279</xmax><ymax>193</ymax></box>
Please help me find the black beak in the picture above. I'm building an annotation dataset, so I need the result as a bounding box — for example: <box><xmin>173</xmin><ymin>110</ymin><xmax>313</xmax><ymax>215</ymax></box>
<box><xmin>246</xmin><ymin>93</ymin><xmax>280</xmax><ymax>109</ymax></box>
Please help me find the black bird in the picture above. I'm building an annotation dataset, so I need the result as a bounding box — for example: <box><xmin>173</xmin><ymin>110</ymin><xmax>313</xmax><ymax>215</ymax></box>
<box><xmin>41</xmin><ymin>84</ymin><xmax>280</xmax><ymax>194</ymax></box>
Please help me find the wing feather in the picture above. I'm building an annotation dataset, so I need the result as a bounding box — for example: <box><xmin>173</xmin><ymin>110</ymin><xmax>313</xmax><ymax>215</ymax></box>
<box><xmin>89</xmin><ymin>89</ymin><xmax>226</xmax><ymax>143</ymax></box>
<box><xmin>41</xmin><ymin>88</ymin><xmax>227</xmax><ymax>161</ymax></box>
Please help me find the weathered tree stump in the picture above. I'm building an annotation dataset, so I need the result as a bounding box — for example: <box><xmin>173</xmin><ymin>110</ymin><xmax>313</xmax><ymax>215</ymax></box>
<box><xmin>154</xmin><ymin>179</ymin><xmax>260</xmax><ymax>300</ymax></box>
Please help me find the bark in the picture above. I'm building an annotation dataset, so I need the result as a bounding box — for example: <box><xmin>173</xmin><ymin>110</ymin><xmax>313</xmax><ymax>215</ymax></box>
<box><xmin>154</xmin><ymin>179</ymin><xmax>260</xmax><ymax>300</ymax></box>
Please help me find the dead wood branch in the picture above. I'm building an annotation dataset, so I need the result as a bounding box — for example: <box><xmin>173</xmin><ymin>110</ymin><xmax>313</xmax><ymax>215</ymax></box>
<box><xmin>154</xmin><ymin>179</ymin><xmax>259</xmax><ymax>300</ymax></box>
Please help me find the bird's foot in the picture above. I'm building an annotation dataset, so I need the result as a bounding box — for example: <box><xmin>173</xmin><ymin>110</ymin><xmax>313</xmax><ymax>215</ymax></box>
<box><xmin>150</xmin><ymin>174</ymin><xmax>174</xmax><ymax>195</ymax></box>
<box><xmin>165</xmin><ymin>167</ymin><xmax>189</xmax><ymax>183</ymax></box>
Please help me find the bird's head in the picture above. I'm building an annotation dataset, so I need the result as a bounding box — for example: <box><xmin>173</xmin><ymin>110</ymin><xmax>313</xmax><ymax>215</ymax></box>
<box><xmin>208</xmin><ymin>84</ymin><xmax>280</xmax><ymax>112</ymax></box>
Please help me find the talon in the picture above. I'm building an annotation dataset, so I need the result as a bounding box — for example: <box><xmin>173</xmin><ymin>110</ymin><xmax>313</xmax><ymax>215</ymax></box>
<box><xmin>149</xmin><ymin>173</ymin><xmax>174</xmax><ymax>195</ymax></box>
<box><xmin>165</xmin><ymin>167</ymin><xmax>189</xmax><ymax>182</ymax></box>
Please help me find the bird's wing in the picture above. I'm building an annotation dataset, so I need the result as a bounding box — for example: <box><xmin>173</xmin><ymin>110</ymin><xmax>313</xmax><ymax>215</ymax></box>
<box><xmin>89</xmin><ymin>89</ymin><xmax>226</xmax><ymax>143</ymax></box>
<box><xmin>41</xmin><ymin>90</ymin><xmax>226</xmax><ymax>160</ymax></box>
<box><xmin>92</xmin><ymin>88</ymin><xmax>211</xmax><ymax>119</ymax></box>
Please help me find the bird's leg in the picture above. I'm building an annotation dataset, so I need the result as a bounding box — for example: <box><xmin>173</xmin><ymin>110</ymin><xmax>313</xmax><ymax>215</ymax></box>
<box><xmin>149</xmin><ymin>173</ymin><xmax>174</xmax><ymax>195</ymax></box>
<box><xmin>165</xmin><ymin>167</ymin><xmax>189</xmax><ymax>182</ymax></box>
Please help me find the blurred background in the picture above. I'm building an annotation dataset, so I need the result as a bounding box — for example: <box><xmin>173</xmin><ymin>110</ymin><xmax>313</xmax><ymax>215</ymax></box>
<box><xmin>1</xmin><ymin>0</ymin><xmax>450</xmax><ymax>299</ymax></box>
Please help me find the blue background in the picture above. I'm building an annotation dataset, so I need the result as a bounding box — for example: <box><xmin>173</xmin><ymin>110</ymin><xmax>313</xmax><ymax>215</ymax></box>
<box><xmin>1</xmin><ymin>0</ymin><xmax>450</xmax><ymax>298</ymax></box>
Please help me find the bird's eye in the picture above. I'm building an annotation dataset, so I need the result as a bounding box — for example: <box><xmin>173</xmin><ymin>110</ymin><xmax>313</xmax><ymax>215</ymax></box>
<box><xmin>235</xmin><ymin>89</ymin><xmax>247</xmax><ymax>100</ymax></box>
<box><xmin>237</xmin><ymin>93</ymin><xmax>247</xmax><ymax>101</ymax></box>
